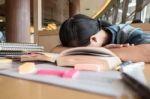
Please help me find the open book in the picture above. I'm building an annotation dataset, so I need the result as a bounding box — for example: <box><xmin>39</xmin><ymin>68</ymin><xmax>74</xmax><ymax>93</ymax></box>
<box><xmin>21</xmin><ymin>47</ymin><xmax>122</xmax><ymax>71</ymax></box>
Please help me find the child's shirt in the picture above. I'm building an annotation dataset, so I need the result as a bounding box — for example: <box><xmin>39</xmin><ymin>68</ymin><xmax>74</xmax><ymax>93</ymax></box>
<box><xmin>105</xmin><ymin>24</ymin><xmax>150</xmax><ymax>45</ymax></box>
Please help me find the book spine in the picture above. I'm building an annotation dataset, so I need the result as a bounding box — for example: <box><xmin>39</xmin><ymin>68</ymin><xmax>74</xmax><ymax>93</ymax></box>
<box><xmin>0</xmin><ymin>43</ymin><xmax>38</xmax><ymax>46</ymax></box>
<box><xmin>0</xmin><ymin>43</ymin><xmax>44</xmax><ymax>52</ymax></box>
<box><xmin>0</xmin><ymin>46</ymin><xmax>44</xmax><ymax>49</ymax></box>
<box><xmin>0</xmin><ymin>47</ymin><xmax>43</xmax><ymax>51</ymax></box>
<box><xmin>0</xmin><ymin>52</ymin><xmax>25</xmax><ymax>56</ymax></box>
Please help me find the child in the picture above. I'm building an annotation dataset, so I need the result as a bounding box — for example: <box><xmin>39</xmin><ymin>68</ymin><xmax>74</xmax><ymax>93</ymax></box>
<box><xmin>54</xmin><ymin>14</ymin><xmax>150</xmax><ymax>62</ymax></box>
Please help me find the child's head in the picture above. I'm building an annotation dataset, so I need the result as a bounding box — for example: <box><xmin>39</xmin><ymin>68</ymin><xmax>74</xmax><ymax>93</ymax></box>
<box><xmin>59</xmin><ymin>14</ymin><xmax>111</xmax><ymax>47</ymax></box>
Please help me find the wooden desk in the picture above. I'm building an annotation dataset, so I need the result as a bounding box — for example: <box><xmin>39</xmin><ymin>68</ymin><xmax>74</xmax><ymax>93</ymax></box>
<box><xmin>0</xmin><ymin>64</ymin><xmax>150</xmax><ymax>99</ymax></box>
<box><xmin>144</xmin><ymin>64</ymin><xmax>150</xmax><ymax>86</ymax></box>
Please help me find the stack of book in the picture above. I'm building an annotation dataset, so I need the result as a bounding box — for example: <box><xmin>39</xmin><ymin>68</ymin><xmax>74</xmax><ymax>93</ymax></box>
<box><xmin>0</xmin><ymin>43</ymin><xmax>44</xmax><ymax>56</ymax></box>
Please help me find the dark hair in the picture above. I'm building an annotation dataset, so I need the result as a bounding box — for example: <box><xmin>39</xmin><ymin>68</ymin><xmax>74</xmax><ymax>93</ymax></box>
<box><xmin>59</xmin><ymin>14</ymin><xmax>112</xmax><ymax>47</ymax></box>
<box><xmin>132</xmin><ymin>19</ymin><xmax>143</xmax><ymax>23</ymax></box>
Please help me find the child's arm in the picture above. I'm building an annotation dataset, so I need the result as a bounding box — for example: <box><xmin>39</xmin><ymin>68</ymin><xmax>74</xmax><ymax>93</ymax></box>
<box><xmin>110</xmin><ymin>44</ymin><xmax>150</xmax><ymax>63</ymax></box>
<box><xmin>104</xmin><ymin>43</ymin><xmax>134</xmax><ymax>49</ymax></box>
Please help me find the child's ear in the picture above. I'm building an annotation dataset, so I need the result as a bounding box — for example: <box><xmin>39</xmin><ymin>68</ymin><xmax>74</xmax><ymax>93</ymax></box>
<box><xmin>89</xmin><ymin>35</ymin><xmax>99</xmax><ymax>47</ymax></box>
<box><xmin>90</xmin><ymin>35</ymin><xmax>97</xmax><ymax>43</ymax></box>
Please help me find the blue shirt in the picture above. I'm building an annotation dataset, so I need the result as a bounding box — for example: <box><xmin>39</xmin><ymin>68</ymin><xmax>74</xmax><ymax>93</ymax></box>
<box><xmin>105</xmin><ymin>24</ymin><xmax>150</xmax><ymax>45</ymax></box>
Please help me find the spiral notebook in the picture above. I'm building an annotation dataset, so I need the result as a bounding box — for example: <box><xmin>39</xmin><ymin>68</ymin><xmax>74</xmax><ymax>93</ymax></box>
<box><xmin>0</xmin><ymin>43</ymin><xmax>44</xmax><ymax>56</ymax></box>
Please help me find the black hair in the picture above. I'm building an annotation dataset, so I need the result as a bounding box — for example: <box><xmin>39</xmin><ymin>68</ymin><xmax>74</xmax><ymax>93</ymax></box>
<box><xmin>59</xmin><ymin>14</ymin><xmax>112</xmax><ymax>47</ymax></box>
<box><xmin>132</xmin><ymin>19</ymin><xmax>143</xmax><ymax>23</ymax></box>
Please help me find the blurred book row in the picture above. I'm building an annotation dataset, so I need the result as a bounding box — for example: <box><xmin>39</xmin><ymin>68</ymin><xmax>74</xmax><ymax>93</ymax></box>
<box><xmin>0</xmin><ymin>42</ymin><xmax>44</xmax><ymax>57</ymax></box>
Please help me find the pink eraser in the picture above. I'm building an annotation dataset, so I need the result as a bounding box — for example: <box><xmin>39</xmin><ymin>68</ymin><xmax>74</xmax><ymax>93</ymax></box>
<box><xmin>74</xmin><ymin>64</ymin><xmax>101</xmax><ymax>72</ymax></box>
<box><xmin>62</xmin><ymin>69</ymin><xmax>79</xmax><ymax>78</ymax></box>
<box><xmin>36</xmin><ymin>69</ymin><xmax>65</xmax><ymax>77</ymax></box>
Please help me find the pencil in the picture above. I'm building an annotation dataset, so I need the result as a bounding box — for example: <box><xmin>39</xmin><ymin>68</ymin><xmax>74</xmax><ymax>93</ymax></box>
<box><xmin>122</xmin><ymin>72</ymin><xmax>150</xmax><ymax>99</ymax></box>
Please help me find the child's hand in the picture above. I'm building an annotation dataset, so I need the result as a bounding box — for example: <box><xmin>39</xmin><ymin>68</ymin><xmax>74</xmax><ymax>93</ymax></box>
<box><xmin>104</xmin><ymin>43</ymin><xmax>134</xmax><ymax>49</ymax></box>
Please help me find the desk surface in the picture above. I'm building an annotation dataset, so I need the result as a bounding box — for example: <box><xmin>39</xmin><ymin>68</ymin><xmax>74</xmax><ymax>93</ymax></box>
<box><xmin>0</xmin><ymin>63</ymin><xmax>150</xmax><ymax>99</ymax></box>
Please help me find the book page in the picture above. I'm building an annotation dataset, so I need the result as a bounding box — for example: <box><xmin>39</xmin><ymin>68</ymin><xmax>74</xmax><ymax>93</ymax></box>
<box><xmin>0</xmin><ymin>63</ymin><xmax>124</xmax><ymax>97</ymax></box>
<box><xmin>21</xmin><ymin>52</ymin><xmax>59</xmax><ymax>63</ymax></box>
<box><xmin>57</xmin><ymin>47</ymin><xmax>122</xmax><ymax>70</ymax></box>
<box><xmin>59</xmin><ymin>47</ymin><xmax>116</xmax><ymax>56</ymax></box>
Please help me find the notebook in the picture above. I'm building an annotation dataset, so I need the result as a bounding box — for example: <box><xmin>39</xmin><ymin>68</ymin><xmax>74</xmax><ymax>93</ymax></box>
<box><xmin>0</xmin><ymin>42</ymin><xmax>44</xmax><ymax>56</ymax></box>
